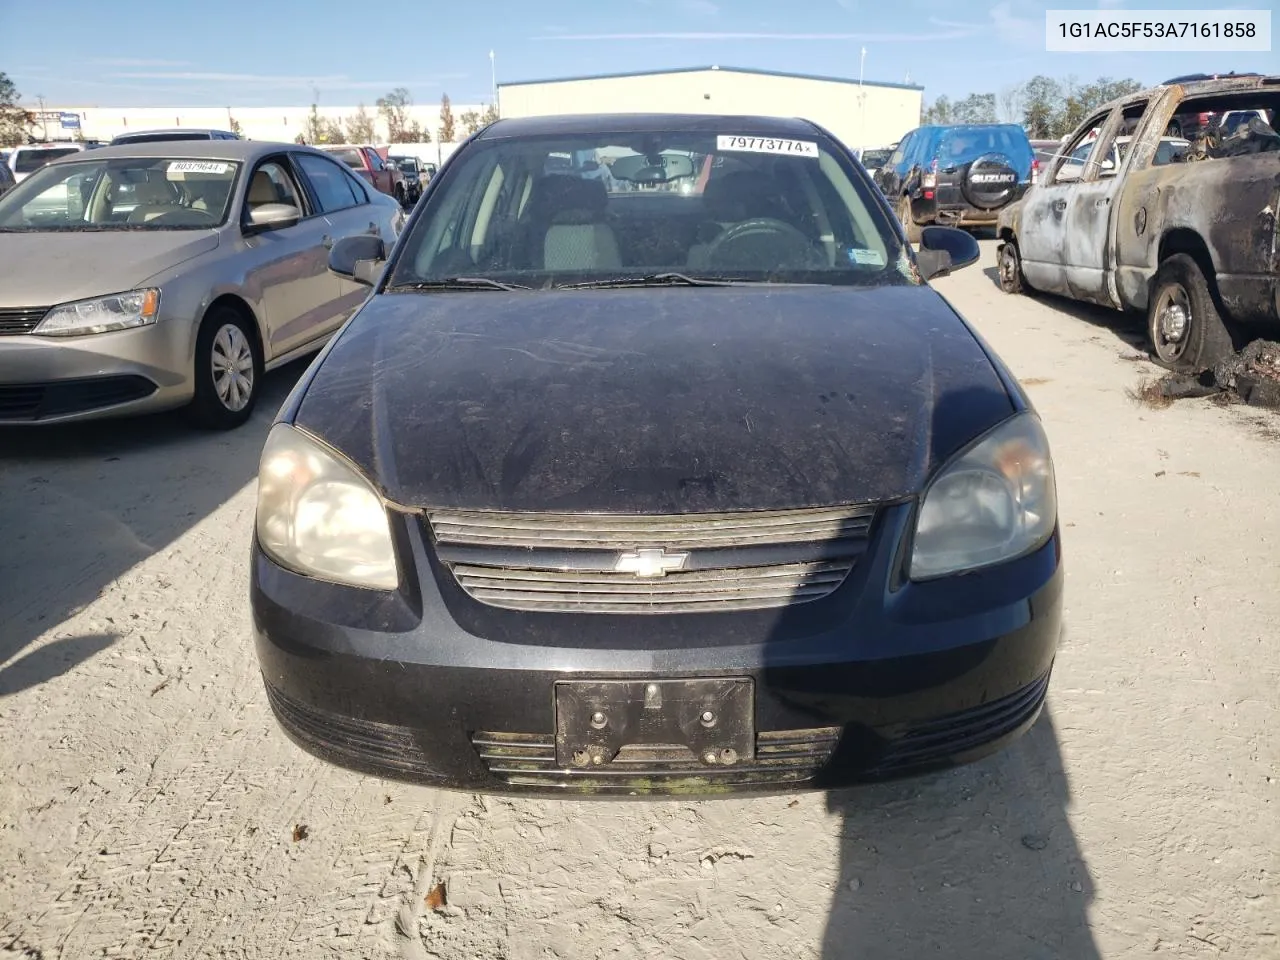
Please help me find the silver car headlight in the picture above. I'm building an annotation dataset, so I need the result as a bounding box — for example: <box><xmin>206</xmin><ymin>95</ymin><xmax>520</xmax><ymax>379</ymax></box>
<box><xmin>910</xmin><ymin>413</ymin><xmax>1057</xmax><ymax>580</ymax></box>
<box><xmin>255</xmin><ymin>424</ymin><xmax>399</xmax><ymax>590</ymax></box>
<box><xmin>34</xmin><ymin>288</ymin><xmax>161</xmax><ymax>337</ymax></box>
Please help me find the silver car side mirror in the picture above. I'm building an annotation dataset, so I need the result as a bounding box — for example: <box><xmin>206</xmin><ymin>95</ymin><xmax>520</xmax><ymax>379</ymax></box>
<box><xmin>246</xmin><ymin>203</ymin><xmax>301</xmax><ymax>232</ymax></box>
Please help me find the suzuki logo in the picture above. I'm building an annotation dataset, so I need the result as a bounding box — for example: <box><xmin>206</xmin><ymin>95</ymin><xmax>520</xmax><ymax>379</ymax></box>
<box><xmin>615</xmin><ymin>547</ymin><xmax>689</xmax><ymax>578</ymax></box>
<box><xmin>972</xmin><ymin>173</ymin><xmax>1016</xmax><ymax>183</ymax></box>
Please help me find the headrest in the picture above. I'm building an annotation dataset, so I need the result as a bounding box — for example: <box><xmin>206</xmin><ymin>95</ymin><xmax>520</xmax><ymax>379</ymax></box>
<box><xmin>701</xmin><ymin>171</ymin><xmax>781</xmax><ymax>222</ymax></box>
<box><xmin>248</xmin><ymin>170</ymin><xmax>278</xmax><ymax>205</ymax></box>
<box><xmin>131</xmin><ymin>176</ymin><xmax>174</xmax><ymax>205</ymax></box>
<box><xmin>525</xmin><ymin>175</ymin><xmax>607</xmax><ymax>224</ymax></box>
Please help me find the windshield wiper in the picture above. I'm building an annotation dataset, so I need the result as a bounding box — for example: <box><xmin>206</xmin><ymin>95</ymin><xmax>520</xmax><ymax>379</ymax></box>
<box><xmin>556</xmin><ymin>272</ymin><xmax>753</xmax><ymax>289</ymax></box>
<box><xmin>386</xmin><ymin>277</ymin><xmax>531</xmax><ymax>292</ymax></box>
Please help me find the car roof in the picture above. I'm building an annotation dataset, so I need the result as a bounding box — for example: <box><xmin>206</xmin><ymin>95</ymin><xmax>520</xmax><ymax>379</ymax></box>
<box><xmin>478</xmin><ymin>113</ymin><xmax>822</xmax><ymax>139</ymax></box>
<box><xmin>113</xmin><ymin>128</ymin><xmax>237</xmax><ymax>137</ymax></box>
<box><xmin>44</xmin><ymin>140</ymin><xmax>322</xmax><ymax>165</ymax></box>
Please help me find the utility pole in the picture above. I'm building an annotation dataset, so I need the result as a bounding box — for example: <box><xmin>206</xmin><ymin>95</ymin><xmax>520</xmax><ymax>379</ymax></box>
<box><xmin>37</xmin><ymin>94</ymin><xmax>47</xmax><ymax>140</ymax></box>
<box><xmin>858</xmin><ymin>48</ymin><xmax>866</xmax><ymax>150</ymax></box>
<box><xmin>489</xmin><ymin>50</ymin><xmax>498</xmax><ymax>116</ymax></box>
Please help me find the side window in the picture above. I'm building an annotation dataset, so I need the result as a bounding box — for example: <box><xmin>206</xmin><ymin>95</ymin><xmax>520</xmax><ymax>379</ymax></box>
<box><xmin>886</xmin><ymin>134</ymin><xmax>910</xmax><ymax>169</ymax></box>
<box><xmin>296</xmin><ymin>154</ymin><xmax>360</xmax><ymax>213</ymax></box>
<box><xmin>342</xmin><ymin>167</ymin><xmax>372</xmax><ymax>204</ymax></box>
<box><xmin>245</xmin><ymin>159</ymin><xmax>305</xmax><ymax>216</ymax></box>
<box><xmin>1053</xmin><ymin>113</ymin><xmax>1111</xmax><ymax>184</ymax></box>
<box><xmin>366</xmin><ymin>150</ymin><xmax>385</xmax><ymax>172</ymax></box>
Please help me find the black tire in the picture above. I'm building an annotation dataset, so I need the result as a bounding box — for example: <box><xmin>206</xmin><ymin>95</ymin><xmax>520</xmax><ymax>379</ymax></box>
<box><xmin>395</xmin><ymin>185</ymin><xmax>407</xmax><ymax>207</ymax></box>
<box><xmin>997</xmin><ymin>239</ymin><xmax>1029</xmax><ymax>294</ymax></box>
<box><xmin>188</xmin><ymin>306</ymin><xmax>263</xmax><ymax>430</ymax></box>
<box><xmin>897</xmin><ymin>195</ymin><xmax>922</xmax><ymax>244</ymax></box>
<box><xmin>1147</xmin><ymin>253</ymin><xmax>1234</xmax><ymax>373</ymax></box>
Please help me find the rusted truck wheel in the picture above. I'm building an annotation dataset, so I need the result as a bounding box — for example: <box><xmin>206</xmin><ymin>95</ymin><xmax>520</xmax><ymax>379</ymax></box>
<box><xmin>997</xmin><ymin>240</ymin><xmax>1029</xmax><ymax>295</ymax></box>
<box><xmin>1147</xmin><ymin>253</ymin><xmax>1234</xmax><ymax>373</ymax></box>
<box><xmin>896</xmin><ymin>195</ymin><xmax>922</xmax><ymax>244</ymax></box>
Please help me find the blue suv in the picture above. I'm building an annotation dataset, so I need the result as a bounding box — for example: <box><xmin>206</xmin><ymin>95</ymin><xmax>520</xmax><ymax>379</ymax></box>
<box><xmin>873</xmin><ymin>124</ymin><xmax>1036</xmax><ymax>240</ymax></box>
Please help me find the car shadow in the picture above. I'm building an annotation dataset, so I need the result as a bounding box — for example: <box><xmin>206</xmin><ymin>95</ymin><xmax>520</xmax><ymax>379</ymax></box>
<box><xmin>819</xmin><ymin>708</ymin><xmax>1098</xmax><ymax>958</ymax></box>
<box><xmin>980</xmin><ymin>266</ymin><xmax>1150</xmax><ymax>354</ymax></box>
<box><xmin>0</xmin><ymin>358</ymin><xmax>311</xmax><ymax>697</ymax></box>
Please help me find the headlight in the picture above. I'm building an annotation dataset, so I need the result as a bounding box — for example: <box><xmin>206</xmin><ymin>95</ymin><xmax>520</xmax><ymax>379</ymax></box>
<box><xmin>34</xmin><ymin>288</ymin><xmax>161</xmax><ymax>337</ymax></box>
<box><xmin>910</xmin><ymin>413</ymin><xmax>1057</xmax><ymax>580</ymax></box>
<box><xmin>255</xmin><ymin>424</ymin><xmax>399</xmax><ymax>590</ymax></box>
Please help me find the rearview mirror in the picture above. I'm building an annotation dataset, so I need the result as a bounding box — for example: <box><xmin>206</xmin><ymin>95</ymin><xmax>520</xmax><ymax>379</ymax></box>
<box><xmin>916</xmin><ymin>225</ymin><xmax>980</xmax><ymax>280</ymax></box>
<box><xmin>329</xmin><ymin>233</ymin><xmax>386</xmax><ymax>286</ymax></box>
<box><xmin>245</xmin><ymin>203</ymin><xmax>300</xmax><ymax>233</ymax></box>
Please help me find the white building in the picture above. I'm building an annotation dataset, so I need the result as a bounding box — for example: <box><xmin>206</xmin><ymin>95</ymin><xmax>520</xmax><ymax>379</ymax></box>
<box><xmin>496</xmin><ymin>66</ymin><xmax>923</xmax><ymax>151</ymax></box>
<box><xmin>37</xmin><ymin>102</ymin><xmax>489</xmax><ymax>162</ymax></box>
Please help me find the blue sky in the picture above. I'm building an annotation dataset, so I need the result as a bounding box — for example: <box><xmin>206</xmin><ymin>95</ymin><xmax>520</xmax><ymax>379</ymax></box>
<box><xmin>0</xmin><ymin>0</ymin><xmax>1273</xmax><ymax>108</ymax></box>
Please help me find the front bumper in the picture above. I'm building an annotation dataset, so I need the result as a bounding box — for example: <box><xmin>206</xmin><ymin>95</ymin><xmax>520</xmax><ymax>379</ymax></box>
<box><xmin>252</xmin><ymin>502</ymin><xmax>1064</xmax><ymax>797</ymax></box>
<box><xmin>0</xmin><ymin>319</ymin><xmax>195</xmax><ymax>423</ymax></box>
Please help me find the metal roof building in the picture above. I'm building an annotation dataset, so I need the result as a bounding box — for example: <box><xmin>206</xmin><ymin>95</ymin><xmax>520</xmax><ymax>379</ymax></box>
<box><xmin>496</xmin><ymin>66</ymin><xmax>923</xmax><ymax>151</ymax></box>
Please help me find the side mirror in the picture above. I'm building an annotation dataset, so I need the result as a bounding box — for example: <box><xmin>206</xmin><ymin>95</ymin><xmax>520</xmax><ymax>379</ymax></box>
<box><xmin>916</xmin><ymin>225</ymin><xmax>980</xmax><ymax>280</ymax></box>
<box><xmin>245</xmin><ymin>203</ymin><xmax>300</xmax><ymax>233</ymax></box>
<box><xmin>329</xmin><ymin>233</ymin><xmax>386</xmax><ymax>286</ymax></box>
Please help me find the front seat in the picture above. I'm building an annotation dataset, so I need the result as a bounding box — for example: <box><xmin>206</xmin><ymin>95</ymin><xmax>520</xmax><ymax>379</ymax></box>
<box><xmin>521</xmin><ymin>175</ymin><xmax>621</xmax><ymax>272</ymax></box>
<box><xmin>687</xmin><ymin>171</ymin><xmax>786</xmax><ymax>268</ymax></box>
<box><xmin>247</xmin><ymin>170</ymin><xmax>282</xmax><ymax>210</ymax></box>
<box><xmin>125</xmin><ymin>176</ymin><xmax>180</xmax><ymax>223</ymax></box>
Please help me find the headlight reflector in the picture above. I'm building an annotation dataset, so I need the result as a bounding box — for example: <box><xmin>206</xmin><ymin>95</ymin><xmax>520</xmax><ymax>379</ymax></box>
<box><xmin>910</xmin><ymin>413</ymin><xmax>1057</xmax><ymax>579</ymax></box>
<box><xmin>35</xmin><ymin>288</ymin><xmax>161</xmax><ymax>337</ymax></box>
<box><xmin>255</xmin><ymin>424</ymin><xmax>399</xmax><ymax>590</ymax></box>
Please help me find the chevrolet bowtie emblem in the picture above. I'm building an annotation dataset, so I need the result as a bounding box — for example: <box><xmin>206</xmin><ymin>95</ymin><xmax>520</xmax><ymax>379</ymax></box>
<box><xmin>615</xmin><ymin>547</ymin><xmax>689</xmax><ymax>578</ymax></box>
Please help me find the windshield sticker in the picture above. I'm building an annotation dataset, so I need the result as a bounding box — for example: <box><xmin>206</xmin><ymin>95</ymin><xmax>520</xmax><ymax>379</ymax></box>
<box><xmin>716</xmin><ymin>135</ymin><xmax>818</xmax><ymax>158</ymax></box>
<box><xmin>167</xmin><ymin>161</ymin><xmax>230</xmax><ymax>175</ymax></box>
<box><xmin>847</xmin><ymin>247</ymin><xmax>886</xmax><ymax>266</ymax></box>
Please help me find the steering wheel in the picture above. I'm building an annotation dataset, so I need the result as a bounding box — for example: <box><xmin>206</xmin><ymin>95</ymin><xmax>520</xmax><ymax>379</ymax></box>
<box><xmin>704</xmin><ymin>217</ymin><xmax>822</xmax><ymax>271</ymax></box>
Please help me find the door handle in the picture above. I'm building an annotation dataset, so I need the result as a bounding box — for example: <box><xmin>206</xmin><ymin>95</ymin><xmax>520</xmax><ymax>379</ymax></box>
<box><xmin>1052</xmin><ymin>199</ymin><xmax>1067</xmax><ymax>212</ymax></box>
<box><xmin>321</xmin><ymin>234</ymin><xmax>334</xmax><ymax>249</ymax></box>
<box><xmin>366</xmin><ymin>222</ymin><xmax>379</xmax><ymax>235</ymax></box>
<box><xmin>1095</xmin><ymin>197</ymin><xmax>1112</xmax><ymax>207</ymax></box>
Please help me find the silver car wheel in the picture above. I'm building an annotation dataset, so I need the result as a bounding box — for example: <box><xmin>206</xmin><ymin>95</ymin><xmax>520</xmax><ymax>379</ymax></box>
<box><xmin>211</xmin><ymin>323</ymin><xmax>255</xmax><ymax>412</ymax></box>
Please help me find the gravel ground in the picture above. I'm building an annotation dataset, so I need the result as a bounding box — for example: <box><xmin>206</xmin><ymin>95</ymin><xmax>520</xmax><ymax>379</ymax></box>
<box><xmin>2</xmin><ymin>240</ymin><xmax>1277</xmax><ymax>959</ymax></box>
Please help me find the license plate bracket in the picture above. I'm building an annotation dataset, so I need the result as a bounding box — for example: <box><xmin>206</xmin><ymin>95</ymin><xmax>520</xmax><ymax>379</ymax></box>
<box><xmin>554</xmin><ymin>678</ymin><xmax>754</xmax><ymax>769</ymax></box>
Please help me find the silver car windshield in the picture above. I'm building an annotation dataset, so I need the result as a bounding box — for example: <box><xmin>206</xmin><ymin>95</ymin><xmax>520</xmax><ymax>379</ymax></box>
<box><xmin>390</xmin><ymin>130</ymin><xmax>904</xmax><ymax>289</ymax></box>
<box><xmin>0</xmin><ymin>157</ymin><xmax>241</xmax><ymax>231</ymax></box>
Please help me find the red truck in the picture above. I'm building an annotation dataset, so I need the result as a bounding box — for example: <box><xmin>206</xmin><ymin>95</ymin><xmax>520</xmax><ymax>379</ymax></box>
<box><xmin>318</xmin><ymin>144</ymin><xmax>409</xmax><ymax>207</ymax></box>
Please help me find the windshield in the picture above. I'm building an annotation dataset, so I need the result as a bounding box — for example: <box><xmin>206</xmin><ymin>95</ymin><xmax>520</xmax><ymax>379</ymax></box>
<box><xmin>937</xmin><ymin>126</ymin><xmax>1032</xmax><ymax>171</ymax></box>
<box><xmin>0</xmin><ymin>156</ymin><xmax>241</xmax><ymax>231</ymax></box>
<box><xmin>14</xmin><ymin>148</ymin><xmax>81</xmax><ymax>174</ymax></box>
<box><xmin>860</xmin><ymin>149</ymin><xmax>892</xmax><ymax>167</ymax></box>
<box><xmin>326</xmin><ymin>148</ymin><xmax>364</xmax><ymax>170</ymax></box>
<box><xmin>389</xmin><ymin>129</ymin><xmax>905</xmax><ymax>289</ymax></box>
<box><xmin>394</xmin><ymin>157</ymin><xmax>418</xmax><ymax>173</ymax></box>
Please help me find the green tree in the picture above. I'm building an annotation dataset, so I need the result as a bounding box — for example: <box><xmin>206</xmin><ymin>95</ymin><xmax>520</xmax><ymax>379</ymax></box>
<box><xmin>377</xmin><ymin>87</ymin><xmax>412</xmax><ymax>142</ymax></box>
<box><xmin>345</xmin><ymin>104</ymin><xmax>376</xmax><ymax>143</ymax></box>
<box><xmin>459</xmin><ymin>109</ymin><xmax>481</xmax><ymax>137</ymax></box>
<box><xmin>922</xmin><ymin>95</ymin><xmax>953</xmax><ymax>125</ymax></box>
<box><xmin>1021</xmin><ymin>75</ymin><xmax>1063</xmax><ymax>138</ymax></box>
<box><xmin>302</xmin><ymin>104</ymin><xmax>326</xmax><ymax>145</ymax></box>
<box><xmin>439</xmin><ymin>93</ymin><xmax>456</xmax><ymax>142</ymax></box>
<box><xmin>952</xmin><ymin>93</ymin><xmax>997</xmax><ymax>125</ymax></box>
<box><xmin>0</xmin><ymin>72</ymin><xmax>33</xmax><ymax>147</ymax></box>
<box><xmin>229</xmin><ymin>114</ymin><xmax>243</xmax><ymax>137</ymax></box>
<box><xmin>481</xmin><ymin>103</ymin><xmax>499</xmax><ymax>125</ymax></box>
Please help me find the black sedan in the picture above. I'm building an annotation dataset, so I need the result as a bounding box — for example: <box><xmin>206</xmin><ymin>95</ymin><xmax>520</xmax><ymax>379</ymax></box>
<box><xmin>251</xmin><ymin>114</ymin><xmax>1062</xmax><ymax>797</ymax></box>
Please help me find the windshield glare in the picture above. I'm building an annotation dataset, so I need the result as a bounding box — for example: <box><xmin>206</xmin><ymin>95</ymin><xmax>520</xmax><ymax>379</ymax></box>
<box><xmin>0</xmin><ymin>157</ymin><xmax>240</xmax><ymax>231</ymax></box>
<box><xmin>390</xmin><ymin>131</ymin><xmax>904</xmax><ymax>289</ymax></box>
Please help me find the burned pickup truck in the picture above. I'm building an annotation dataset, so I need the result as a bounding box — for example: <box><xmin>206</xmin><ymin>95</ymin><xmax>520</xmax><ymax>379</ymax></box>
<box><xmin>997</xmin><ymin>75</ymin><xmax>1279</xmax><ymax>372</ymax></box>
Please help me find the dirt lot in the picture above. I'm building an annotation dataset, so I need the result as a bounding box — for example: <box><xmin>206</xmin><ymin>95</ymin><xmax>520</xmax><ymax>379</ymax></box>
<box><xmin>2</xmin><ymin>240</ymin><xmax>1277</xmax><ymax>959</ymax></box>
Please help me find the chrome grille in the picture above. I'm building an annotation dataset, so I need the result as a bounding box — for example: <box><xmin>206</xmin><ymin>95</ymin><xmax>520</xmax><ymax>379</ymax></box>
<box><xmin>428</xmin><ymin>505</ymin><xmax>876</xmax><ymax>614</ymax></box>
<box><xmin>0</xmin><ymin>307</ymin><xmax>48</xmax><ymax>336</ymax></box>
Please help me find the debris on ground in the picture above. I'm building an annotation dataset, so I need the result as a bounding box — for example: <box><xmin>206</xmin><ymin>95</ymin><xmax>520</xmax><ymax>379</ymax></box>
<box><xmin>291</xmin><ymin>824</ymin><xmax>309</xmax><ymax>843</ymax></box>
<box><xmin>1135</xmin><ymin>340</ymin><xmax>1280</xmax><ymax>410</ymax></box>
<box><xmin>425</xmin><ymin>882</ymin><xmax>448</xmax><ymax>911</ymax></box>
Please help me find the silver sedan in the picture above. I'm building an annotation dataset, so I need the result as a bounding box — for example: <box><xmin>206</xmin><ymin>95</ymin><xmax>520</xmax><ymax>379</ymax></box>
<box><xmin>0</xmin><ymin>141</ymin><xmax>405</xmax><ymax>428</ymax></box>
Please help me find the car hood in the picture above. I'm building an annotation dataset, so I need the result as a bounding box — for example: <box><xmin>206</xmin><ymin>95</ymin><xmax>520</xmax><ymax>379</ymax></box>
<box><xmin>0</xmin><ymin>230</ymin><xmax>219</xmax><ymax>306</ymax></box>
<box><xmin>294</xmin><ymin>284</ymin><xmax>1015</xmax><ymax>513</ymax></box>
